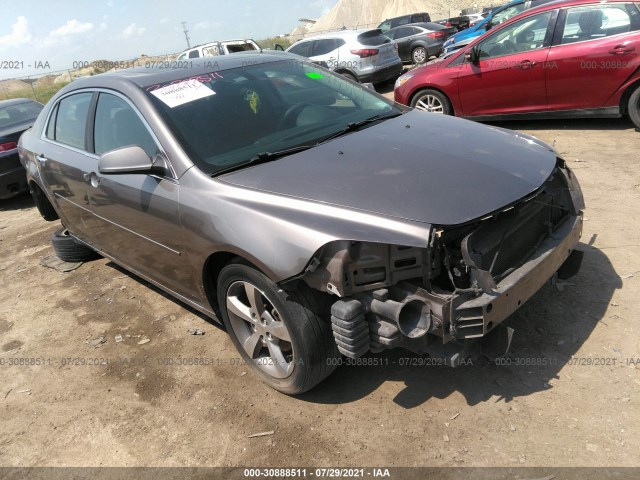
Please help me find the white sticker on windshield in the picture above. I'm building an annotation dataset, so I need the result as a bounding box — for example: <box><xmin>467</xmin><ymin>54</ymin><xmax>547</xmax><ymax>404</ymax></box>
<box><xmin>150</xmin><ymin>79</ymin><xmax>215</xmax><ymax>108</ymax></box>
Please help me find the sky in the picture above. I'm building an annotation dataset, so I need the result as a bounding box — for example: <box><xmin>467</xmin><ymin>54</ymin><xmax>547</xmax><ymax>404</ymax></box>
<box><xmin>0</xmin><ymin>0</ymin><xmax>337</xmax><ymax>79</ymax></box>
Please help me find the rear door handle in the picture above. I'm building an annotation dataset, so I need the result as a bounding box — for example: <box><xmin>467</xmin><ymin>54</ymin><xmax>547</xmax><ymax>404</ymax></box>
<box><xmin>515</xmin><ymin>60</ymin><xmax>537</xmax><ymax>70</ymax></box>
<box><xmin>609</xmin><ymin>45</ymin><xmax>635</xmax><ymax>55</ymax></box>
<box><xmin>36</xmin><ymin>154</ymin><xmax>47</xmax><ymax>164</ymax></box>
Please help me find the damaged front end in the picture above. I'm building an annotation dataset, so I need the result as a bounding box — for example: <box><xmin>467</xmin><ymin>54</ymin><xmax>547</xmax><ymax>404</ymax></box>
<box><xmin>298</xmin><ymin>159</ymin><xmax>585</xmax><ymax>365</ymax></box>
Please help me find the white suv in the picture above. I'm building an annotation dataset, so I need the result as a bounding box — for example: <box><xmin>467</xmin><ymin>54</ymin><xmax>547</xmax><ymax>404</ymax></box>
<box><xmin>286</xmin><ymin>29</ymin><xmax>403</xmax><ymax>84</ymax></box>
<box><xmin>177</xmin><ymin>39</ymin><xmax>260</xmax><ymax>60</ymax></box>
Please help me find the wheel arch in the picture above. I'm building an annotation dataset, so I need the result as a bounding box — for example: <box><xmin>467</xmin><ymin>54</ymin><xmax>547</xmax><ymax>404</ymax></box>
<box><xmin>619</xmin><ymin>77</ymin><xmax>640</xmax><ymax>115</ymax></box>
<box><xmin>202</xmin><ymin>248</ymin><xmax>280</xmax><ymax>314</ymax></box>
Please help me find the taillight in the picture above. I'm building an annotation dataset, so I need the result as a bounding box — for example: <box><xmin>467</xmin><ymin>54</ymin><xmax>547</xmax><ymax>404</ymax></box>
<box><xmin>350</xmin><ymin>49</ymin><xmax>379</xmax><ymax>58</ymax></box>
<box><xmin>427</xmin><ymin>31</ymin><xmax>447</xmax><ymax>39</ymax></box>
<box><xmin>0</xmin><ymin>142</ymin><xmax>17</xmax><ymax>153</ymax></box>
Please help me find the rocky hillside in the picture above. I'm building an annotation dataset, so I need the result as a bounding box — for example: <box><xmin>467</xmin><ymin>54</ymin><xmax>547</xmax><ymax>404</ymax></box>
<box><xmin>295</xmin><ymin>0</ymin><xmax>498</xmax><ymax>38</ymax></box>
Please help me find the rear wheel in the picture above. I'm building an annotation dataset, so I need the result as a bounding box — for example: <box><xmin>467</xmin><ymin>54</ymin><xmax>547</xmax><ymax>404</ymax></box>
<box><xmin>51</xmin><ymin>228</ymin><xmax>99</xmax><ymax>262</ymax></box>
<box><xmin>217</xmin><ymin>263</ymin><xmax>339</xmax><ymax>394</ymax></box>
<box><xmin>30</xmin><ymin>183</ymin><xmax>58</xmax><ymax>221</ymax></box>
<box><xmin>628</xmin><ymin>85</ymin><xmax>640</xmax><ymax>129</ymax></box>
<box><xmin>410</xmin><ymin>89</ymin><xmax>453</xmax><ymax>115</ymax></box>
<box><xmin>412</xmin><ymin>46</ymin><xmax>428</xmax><ymax>64</ymax></box>
<box><xmin>340</xmin><ymin>71</ymin><xmax>358</xmax><ymax>83</ymax></box>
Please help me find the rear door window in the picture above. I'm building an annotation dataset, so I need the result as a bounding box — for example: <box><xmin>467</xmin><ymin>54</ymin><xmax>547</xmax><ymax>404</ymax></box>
<box><xmin>560</xmin><ymin>4</ymin><xmax>639</xmax><ymax>44</ymax></box>
<box><xmin>51</xmin><ymin>92</ymin><xmax>92</xmax><ymax>150</ymax></box>
<box><xmin>288</xmin><ymin>41</ymin><xmax>312</xmax><ymax>57</ymax></box>
<box><xmin>312</xmin><ymin>38</ymin><xmax>343</xmax><ymax>56</ymax></box>
<box><xmin>357</xmin><ymin>30</ymin><xmax>392</xmax><ymax>46</ymax></box>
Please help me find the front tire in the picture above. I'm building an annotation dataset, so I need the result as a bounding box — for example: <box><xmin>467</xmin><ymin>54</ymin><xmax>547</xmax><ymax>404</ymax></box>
<box><xmin>628</xmin><ymin>85</ymin><xmax>640</xmax><ymax>129</ymax></box>
<box><xmin>217</xmin><ymin>263</ymin><xmax>339</xmax><ymax>394</ymax></box>
<box><xmin>410</xmin><ymin>88</ymin><xmax>453</xmax><ymax>115</ymax></box>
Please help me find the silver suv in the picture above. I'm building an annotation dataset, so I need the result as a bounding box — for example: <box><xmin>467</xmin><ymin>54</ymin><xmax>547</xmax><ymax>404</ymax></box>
<box><xmin>286</xmin><ymin>29</ymin><xmax>403</xmax><ymax>83</ymax></box>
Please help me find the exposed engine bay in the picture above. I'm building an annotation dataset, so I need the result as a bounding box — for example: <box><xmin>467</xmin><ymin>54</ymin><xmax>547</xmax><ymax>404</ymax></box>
<box><xmin>299</xmin><ymin>160</ymin><xmax>585</xmax><ymax>365</ymax></box>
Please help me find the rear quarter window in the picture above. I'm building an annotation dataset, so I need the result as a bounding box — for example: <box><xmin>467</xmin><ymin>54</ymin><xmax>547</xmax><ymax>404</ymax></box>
<box><xmin>357</xmin><ymin>30</ymin><xmax>392</xmax><ymax>46</ymax></box>
<box><xmin>50</xmin><ymin>92</ymin><xmax>92</xmax><ymax>150</ymax></box>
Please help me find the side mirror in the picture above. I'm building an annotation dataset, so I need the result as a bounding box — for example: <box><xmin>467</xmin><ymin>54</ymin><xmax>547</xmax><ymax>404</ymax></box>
<box><xmin>485</xmin><ymin>22</ymin><xmax>492</xmax><ymax>31</ymax></box>
<box><xmin>362</xmin><ymin>82</ymin><xmax>376</xmax><ymax>91</ymax></box>
<box><xmin>274</xmin><ymin>43</ymin><xmax>284</xmax><ymax>51</ymax></box>
<box><xmin>98</xmin><ymin>146</ymin><xmax>161</xmax><ymax>175</ymax></box>
<box><xmin>464</xmin><ymin>46</ymin><xmax>480</xmax><ymax>64</ymax></box>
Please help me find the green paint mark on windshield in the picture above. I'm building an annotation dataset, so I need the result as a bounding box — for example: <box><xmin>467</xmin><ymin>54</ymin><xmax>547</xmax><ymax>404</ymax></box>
<box><xmin>306</xmin><ymin>72</ymin><xmax>324</xmax><ymax>79</ymax></box>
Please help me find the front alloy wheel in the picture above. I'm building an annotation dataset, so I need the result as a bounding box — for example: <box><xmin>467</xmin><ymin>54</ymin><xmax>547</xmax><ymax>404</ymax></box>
<box><xmin>226</xmin><ymin>280</ymin><xmax>294</xmax><ymax>379</ymax></box>
<box><xmin>217</xmin><ymin>263</ymin><xmax>339</xmax><ymax>394</ymax></box>
<box><xmin>410</xmin><ymin>89</ymin><xmax>453</xmax><ymax>115</ymax></box>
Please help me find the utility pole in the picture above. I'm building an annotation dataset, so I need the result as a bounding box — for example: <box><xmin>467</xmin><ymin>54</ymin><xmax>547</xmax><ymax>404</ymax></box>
<box><xmin>182</xmin><ymin>21</ymin><xmax>191</xmax><ymax>48</ymax></box>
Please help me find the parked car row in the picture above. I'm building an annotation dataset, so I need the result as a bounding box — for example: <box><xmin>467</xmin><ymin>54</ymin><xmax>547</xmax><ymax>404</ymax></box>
<box><xmin>394</xmin><ymin>0</ymin><xmax>640</xmax><ymax>128</ymax></box>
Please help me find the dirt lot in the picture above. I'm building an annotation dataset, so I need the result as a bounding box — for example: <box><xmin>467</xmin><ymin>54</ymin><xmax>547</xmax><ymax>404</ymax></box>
<box><xmin>0</xmin><ymin>114</ymin><xmax>639</xmax><ymax>470</ymax></box>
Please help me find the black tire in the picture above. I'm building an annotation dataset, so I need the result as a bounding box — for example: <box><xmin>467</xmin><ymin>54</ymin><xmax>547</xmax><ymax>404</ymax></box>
<box><xmin>410</xmin><ymin>88</ymin><xmax>453</xmax><ymax>115</ymax></box>
<box><xmin>340</xmin><ymin>71</ymin><xmax>358</xmax><ymax>83</ymax></box>
<box><xmin>217</xmin><ymin>263</ymin><xmax>339</xmax><ymax>394</ymax></box>
<box><xmin>628</xmin><ymin>85</ymin><xmax>640</xmax><ymax>129</ymax></box>
<box><xmin>412</xmin><ymin>46</ymin><xmax>428</xmax><ymax>64</ymax></box>
<box><xmin>51</xmin><ymin>228</ymin><xmax>99</xmax><ymax>262</ymax></box>
<box><xmin>30</xmin><ymin>183</ymin><xmax>59</xmax><ymax>221</ymax></box>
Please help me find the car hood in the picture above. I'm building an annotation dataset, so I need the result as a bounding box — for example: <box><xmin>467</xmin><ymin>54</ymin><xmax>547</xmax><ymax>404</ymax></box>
<box><xmin>219</xmin><ymin>111</ymin><xmax>557</xmax><ymax>226</ymax></box>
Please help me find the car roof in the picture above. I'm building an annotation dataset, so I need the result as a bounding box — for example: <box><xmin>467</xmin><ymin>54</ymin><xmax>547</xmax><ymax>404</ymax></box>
<box><xmin>55</xmin><ymin>52</ymin><xmax>302</xmax><ymax>92</ymax></box>
<box><xmin>514</xmin><ymin>0</ymin><xmax>632</xmax><ymax>17</ymax></box>
<box><xmin>294</xmin><ymin>28</ymin><xmax>380</xmax><ymax>42</ymax></box>
<box><xmin>0</xmin><ymin>98</ymin><xmax>40</xmax><ymax>107</ymax></box>
<box><xmin>381</xmin><ymin>12</ymin><xmax>429</xmax><ymax>22</ymax></box>
<box><xmin>389</xmin><ymin>22</ymin><xmax>445</xmax><ymax>30</ymax></box>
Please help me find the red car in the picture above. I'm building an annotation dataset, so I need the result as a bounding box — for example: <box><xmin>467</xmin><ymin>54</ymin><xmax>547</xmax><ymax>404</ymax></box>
<box><xmin>394</xmin><ymin>0</ymin><xmax>640</xmax><ymax>128</ymax></box>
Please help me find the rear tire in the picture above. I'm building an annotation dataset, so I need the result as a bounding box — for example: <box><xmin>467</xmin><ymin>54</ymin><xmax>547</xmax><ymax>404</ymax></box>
<box><xmin>30</xmin><ymin>183</ymin><xmax>59</xmax><ymax>221</ymax></box>
<box><xmin>410</xmin><ymin>89</ymin><xmax>453</xmax><ymax>115</ymax></box>
<box><xmin>628</xmin><ymin>85</ymin><xmax>640</xmax><ymax>129</ymax></box>
<box><xmin>412</xmin><ymin>46</ymin><xmax>428</xmax><ymax>64</ymax></box>
<box><xmin>340</xmin><ymin>71</ymin><xmax>358</xmax><ymax>83</ymax></box>
<box><xmin>51</xmin><ymin>228</ymin><xmax>99</xmax><ymax>262</ymax></box>
<box><xmin>217</xmin><ymin>263</ymin><xmax>339</xmax><ymax>394</ymax></box>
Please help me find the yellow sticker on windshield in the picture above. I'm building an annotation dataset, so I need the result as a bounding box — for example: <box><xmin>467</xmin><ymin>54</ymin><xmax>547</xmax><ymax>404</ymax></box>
<box><xmin>247</xmin><ymin>90</ymin><xmax>261</xmax><ymax>114</ymax></box>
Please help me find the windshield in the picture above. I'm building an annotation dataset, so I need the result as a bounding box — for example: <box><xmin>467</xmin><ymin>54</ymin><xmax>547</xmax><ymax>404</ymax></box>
<box><xmin>144</xmin><ymin>60</ymin><xmax>398</xmax><ymax>175</ymax></box>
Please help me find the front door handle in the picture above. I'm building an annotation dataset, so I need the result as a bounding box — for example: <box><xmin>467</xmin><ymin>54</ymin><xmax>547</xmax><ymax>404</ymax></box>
<box><xmin>36</xmin><ymin>154</ymin><xmax>47</xmax><ymax>164</ymax></box>
<box><xmin>515</xmin><ymin>60</ymin><xmax>537</xmax><ymax>70</ymax></box>
<box><xmin>83</xmin><ymin>172</ymin><xmax>100</xmax><ymax>187</ymax></box>
<box><xmin>609</xmin><ymin>45</ymin><xmax>635</xmax><ymax>55</ymax></box>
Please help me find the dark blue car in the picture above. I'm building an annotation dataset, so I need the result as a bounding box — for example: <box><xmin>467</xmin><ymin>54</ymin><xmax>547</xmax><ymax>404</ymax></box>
<box><xmin>442</xmin><ymin>0</ymin><xmax>558</xmax><ymax>53</ymax></box>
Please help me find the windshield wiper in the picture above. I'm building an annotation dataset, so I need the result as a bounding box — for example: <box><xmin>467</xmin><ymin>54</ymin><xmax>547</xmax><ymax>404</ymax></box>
<box><xmin>319</xmin><ymin>111</ymin><xmax>405</xmax><ymax>144</ymax></box>
<box><xmin>212</xmin><ymin>144</ymin><xmax>314</xmax><ymax>176</ymax></box>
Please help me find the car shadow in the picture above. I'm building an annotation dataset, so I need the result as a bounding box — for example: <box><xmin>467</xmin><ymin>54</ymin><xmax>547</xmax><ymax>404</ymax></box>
<box><xmin>300</xmin><ymin>243</ymin><xmax>621</xmax><ymax>407</ymax></box>
<box><xmin>104</xmin><ymin>261</ymin><xmax>226</xmax><ymax>333</ymax></box>
<box><xmin>0</xmin><ymin>192</ymin><xmax>33</xmax><ymax>211</ymax></box>
<box><xmin>485</xmin><ymin>117</ymin><xmax>636</xmax><ymax>132</ymax></box>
